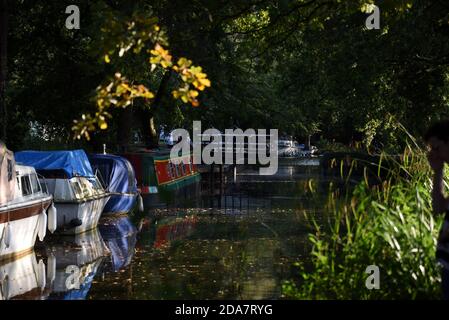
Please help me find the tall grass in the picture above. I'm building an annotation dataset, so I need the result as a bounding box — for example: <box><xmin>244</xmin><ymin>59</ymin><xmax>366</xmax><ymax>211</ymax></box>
<box><xmin>283</xmin><ymin>141</ymin><xmax>445</xmax><ymax>299</ymax></box>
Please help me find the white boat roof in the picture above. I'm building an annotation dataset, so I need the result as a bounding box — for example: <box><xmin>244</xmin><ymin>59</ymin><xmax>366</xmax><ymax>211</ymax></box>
<box><xmin>16</xmin><ymin>165</ymin><xmax>37</xmax><ymax>176</ymax></box>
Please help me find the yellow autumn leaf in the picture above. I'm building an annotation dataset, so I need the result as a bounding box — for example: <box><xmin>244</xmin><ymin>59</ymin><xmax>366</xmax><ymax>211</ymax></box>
<box><xmin>199</xmin><ymin>78</ymin><xmax>211</xmax><ymax>87</ymax></box>
<box><xmin>161</xmin><ymin>60</ymin><xmax>172</xmax><ymax>68</ymax></box>
<box><xmin>100</xmin><ymin>121</ymin><xmax>108</xmax><ymax>130</ymax></box>
<box><xmin>177</xmin><ymin>58</ymin><xmax>192</xmax><ymax>68</ymax></box>
<box><xmin>189</xmin><ymin>90</ymin><xmax>199</xmax><ymax>98</ymax></box>
<box><xmin>143</xmin><ymin>91</ymin><xmax>155</xmax><ymax>99</ymax></box>
<box><xmin>150</xmin><ymin>56</ymin><xmax>161</xmax><ymax>64</ymax></box>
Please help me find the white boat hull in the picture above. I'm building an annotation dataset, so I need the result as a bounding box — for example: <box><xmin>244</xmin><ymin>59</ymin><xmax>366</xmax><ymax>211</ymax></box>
<box><xmin>0</xmin><ymin>196</ymin><xmax>52</xmax><ymax>260</ymax></box>
<box><xmin>55</xmin><ymin>195</ymin><xmax>110</xmax><ymax>235</ymax></box>
<box><xmin>0</xmin><ymin>215</ymin><xmax>39</xmax><ymax>259</ymax></box>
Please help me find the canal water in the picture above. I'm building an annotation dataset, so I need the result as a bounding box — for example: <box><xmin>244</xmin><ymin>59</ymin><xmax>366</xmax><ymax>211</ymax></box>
<box><xmin>2</xmin><ymin>158</ymin><xmax>344</xmax><ymax>300</ymax></box>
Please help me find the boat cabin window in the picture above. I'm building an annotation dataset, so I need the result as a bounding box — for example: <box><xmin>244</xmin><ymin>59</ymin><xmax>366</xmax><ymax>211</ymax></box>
<box><xmin>168</xmin><ymin>163</ymin><xmax>176</xmax><ymax>179</ymax></box>
<box><xmin>72</xmin><ymin>181</ymin><xmax>83</xmax><ymax>199</ymax></box>
<box><xmin>21</xmin><ymin>176</ymin><xmax>32</xmax><ymax>196</ymax></box>
<box><xmin>180</xmin><ymin>161</ymin><xmax>186</xmax><ymax>176</ymax></box>
<box><xmin>90</xmin><ymin>177</ymin><xmax>104</xmax><ymax>193</ymax></box>
<box><xmin>79</xmin><ymin>180</ymin><xmax>91</xmax><ymax>197</ymax></box>
<box><xmin>30</xmin><ymin>174</ymin><xmax>41</xmax><ymax>193</ymax></box>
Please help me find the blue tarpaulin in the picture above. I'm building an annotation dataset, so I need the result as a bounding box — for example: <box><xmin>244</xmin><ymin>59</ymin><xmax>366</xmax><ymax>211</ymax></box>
<box><xmin>88</xmin><ymin>154</ymin><xmax>137</xmax><ymax>194</ymax></box>
<box><xmin>15</xmin><ymin>150</ymin><xmax>95</xmax><ymax>178</ymax></box>
<box><xmin>89</xmin><ymin>154</ymin><xmax>138</xmax><ymax>213</ymax></box>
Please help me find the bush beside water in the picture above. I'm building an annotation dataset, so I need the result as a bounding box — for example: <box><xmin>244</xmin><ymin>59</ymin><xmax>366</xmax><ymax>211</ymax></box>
<box><xmin>283</xmin><ymin>143</ymin><xmax>445</xmax><ymax>299</ymax></box>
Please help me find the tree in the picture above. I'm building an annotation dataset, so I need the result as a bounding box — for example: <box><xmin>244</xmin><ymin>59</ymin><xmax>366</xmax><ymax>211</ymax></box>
<box><xmin>5</xmin><ymin>0</ymin><xmax>449</xmax><ymax>152</ymax></box>
<box><xmin>71</xmin><ymin>2</ymin><xmax>211</xmax><ymax>147</ymax></box>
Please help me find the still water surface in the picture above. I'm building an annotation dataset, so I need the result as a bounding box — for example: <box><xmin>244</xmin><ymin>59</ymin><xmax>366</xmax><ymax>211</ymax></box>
<box><xmin>4</xmin><ymin>159</ymin><xmax>343</xmax><ymax>300</ymax></box>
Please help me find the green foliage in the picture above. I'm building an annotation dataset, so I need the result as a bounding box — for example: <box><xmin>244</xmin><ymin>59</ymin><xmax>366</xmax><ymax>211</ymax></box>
<box><xmin>72</xmin><ymin>8</ymin><xmax>211</xmax><ymax>140</ymax></box>
<box><xmin>283</xmin><ymin>141</ymin><xmax>445</xmax><ymax>299</ymax></box>
<box><xmin>315</xmin><ymin>138</ymin><xmax>358</xmax><ymax>153</ymax></box>
<box><xmin>6</xmin><ymin>1</ymin><xmax>106</xmax><ymax>148</ymax></box>
<box><xmin>5</xmin><ymin>0</ymin><xmax>449</xmax><ymax>150</ymax></box>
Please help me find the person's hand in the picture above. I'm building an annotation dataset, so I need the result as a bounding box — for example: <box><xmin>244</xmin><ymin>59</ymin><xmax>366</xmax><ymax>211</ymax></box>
<box><xmin>428</xmin><ymin>149</ymin><xmax>444</xmax><ymax>172</ymax></box>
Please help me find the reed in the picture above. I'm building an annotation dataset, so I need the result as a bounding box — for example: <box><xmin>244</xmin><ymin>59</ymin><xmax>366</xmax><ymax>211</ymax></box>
<box><xmin>283</xmin><ymin>138</ymin><xmax>445</xmax><ymax>299</ymax></box>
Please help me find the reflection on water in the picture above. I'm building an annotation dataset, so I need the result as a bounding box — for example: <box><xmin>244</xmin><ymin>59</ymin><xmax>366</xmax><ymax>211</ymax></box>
<box><xmin>150</xmin><ymin>215</ymin><xmax>198</xmax><ymax>249</ymax></box>
<box><xmin>99</xmin><ymin>216</ymin><xmax>138</xmax><ymax>272</ymax></box>
<box><xmin>41</xmin><ymin>229</ymin><xmax>108</xmax><ymax>300</ymax></box>
<box><xmin>84</xmin><ymin>161</ymin><xmax>328</xmax><ymax>300</ymax></box>
<box><xmin>3</xmin><ymin>160</ymin><xmax>338</xmax><ymax>300</ymax></box>
<box><xmin>0</xmin><ymin>251</ymin><xmax>47</xmax><ymax>300</ymax></box>
<box><xmin>85</xmin><ymin>211</ymin><xmax>312</xmax><ymax>300</ymax></box>
<box><xmin>0</xmin><ymin>216</ymin><xmax>139</xmax><ymax>300</ymax></box>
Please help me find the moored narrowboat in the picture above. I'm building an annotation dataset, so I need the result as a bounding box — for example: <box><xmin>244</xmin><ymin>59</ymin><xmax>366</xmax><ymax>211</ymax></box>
<box><xmin>15</xmin><ymin>150</ymin><xmax>110</xmax><ymax>235</ymax></box>
<box><xmin>123</xmin><ymin>150</ymin><xmax>201</xmax><ymax>208</ymax></box>
<box><xmin>88</xmin><ymin>153</ymin><xmax>142</xmax><ymax>215</ymax></box>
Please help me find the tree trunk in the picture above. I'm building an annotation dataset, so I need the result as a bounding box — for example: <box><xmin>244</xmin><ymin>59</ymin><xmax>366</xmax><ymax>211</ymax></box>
<box><xmin>0</xmin><ymin>0</ymin><xmax>7</xmax><ymax>142</ymax></box>
<box><xmin>141</xmin><ymin>70</ymin><xmax>172</xmax><ymax>148</ymax></box>
<box><xmin>138</xmin><ymin>108</ymin><xmax>154</xmax><ymax>148</ymax></box>
<box><xmin>117</xmin><ymin>107</ymin><xmax>133</xmax><ymax>153</ymax></box>
<box><xmin>306</xmin><ymin>134</ymin><xmax>311</xmax><ymax>150</ymax></box>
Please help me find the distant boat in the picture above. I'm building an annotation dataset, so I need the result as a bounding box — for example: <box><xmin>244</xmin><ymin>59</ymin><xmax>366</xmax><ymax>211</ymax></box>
<box><xmin>278</xmin><ymin>137</ymin><xmax>318</xmax><ymax>158</ymax></box>
<box><xmin>122</xmin><ymin>149</ymin><xmax>201</xmax><ymax>208</ymax></box>
<box><xmin>15</xmin><ymin>150</ymin><xmax>110</xmax><ymax>235</ymax></box>
<box><xmin>0</xmin><ymin>142</ymin><xmax>53</xmax><ymax>260</ymax></box>
<box><xmin>89</xmin><ymin>153</ymin><xmax>142</xmax><ymax>215</ymax></box>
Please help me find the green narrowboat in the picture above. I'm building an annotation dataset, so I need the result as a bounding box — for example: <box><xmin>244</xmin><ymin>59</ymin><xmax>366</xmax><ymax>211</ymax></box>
<box><xmin>122</xmin><ymin>150</ymin><xmax>201</xmax><ymax>208</ymax></box>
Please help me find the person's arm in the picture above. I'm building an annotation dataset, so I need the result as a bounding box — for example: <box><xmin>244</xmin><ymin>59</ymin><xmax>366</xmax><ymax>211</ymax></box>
<box><xmin>432</xmin><ymin>168</ymin><xmax>449</xmax><ymax>214</ymax></box>
<box><xmin>428</xmin><ymin>149</ymin><xmax>449</xmax><ymax>214</ymax></box>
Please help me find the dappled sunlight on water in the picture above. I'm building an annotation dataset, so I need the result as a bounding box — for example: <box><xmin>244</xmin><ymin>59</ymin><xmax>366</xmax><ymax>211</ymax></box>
<box><xmin>87</xmin><ymin>211</ymin><xmax>313</xmax><ymax>300</ymax></box>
